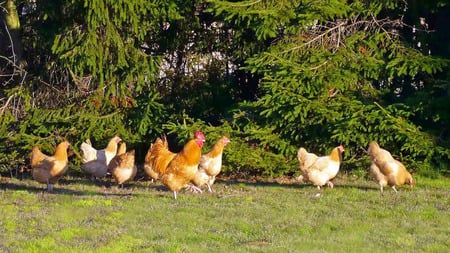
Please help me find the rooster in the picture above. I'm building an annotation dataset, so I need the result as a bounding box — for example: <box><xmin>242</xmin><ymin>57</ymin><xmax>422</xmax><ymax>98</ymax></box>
<box><xmin>143</xmin><ymin>135</ymin><xmax>176</xmax><ymax>182</ymax></box>
<box><xmin>191</xmin><ymin>136</ymin><xmax>230</xmax><ymax>192</ymax></box>
<box><xmin>30</xmin><ymin>140</ymin><xmax>70</xmax><ymax>191</ymax></box>
<box><xmin>80</xmin><ymin>135</ymin><xmax>121</xmax><ymax>180</ymax></box>
<box><xmin>296</xmin><ymin>147</ymin><xmax>319</xmax><ymax>183</ymax></box>
<box><xmin>302</xmin><ymin>145</ymin><xmax>344</xmax><ymax>189</ymax></box>
<box><xmin>108</xmin><ymin>142</ymin><xmax>136</xmax><ymax>187</ymax></box>
<box><xmin>367</xmin><ymin>141</ymin><xmax>414</xmax><ymax>193</ymax></box>
<box><xmin>161</xmin><ymin>131</ymin><xmax>206</xmax><ymax>199</ymax></box>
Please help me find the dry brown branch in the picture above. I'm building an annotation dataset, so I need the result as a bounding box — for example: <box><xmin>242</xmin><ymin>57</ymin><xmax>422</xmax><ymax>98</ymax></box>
<box><xmin>280</xmin><ymin>16</ymin><xmax>404</xmax><ymax>57</ymax></box>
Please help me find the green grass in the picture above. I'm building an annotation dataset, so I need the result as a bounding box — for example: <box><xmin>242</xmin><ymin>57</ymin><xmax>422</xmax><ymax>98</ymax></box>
<box><xmin>0</xmin><ymin>175</ymin><xmax>449</xmax><ymax>253</ymax></box>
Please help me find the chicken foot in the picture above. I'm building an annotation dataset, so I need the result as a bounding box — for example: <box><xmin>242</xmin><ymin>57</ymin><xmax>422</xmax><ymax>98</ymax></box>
<box><xmin>188</xmin><ymin>185</ymin><xmax>203</xmax><ymax>193</ymax></box>
<box><xmin>327</xmin><ymin>181</ymin><xmax>334</xmax><ymax>188</ymax></box>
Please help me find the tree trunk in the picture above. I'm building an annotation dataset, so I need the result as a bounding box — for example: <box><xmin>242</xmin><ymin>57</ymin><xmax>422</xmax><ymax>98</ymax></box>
<box><xmin>2</xmin><ymin>0</ymin><xmax>23</xmax><ymax>67</ymax></box>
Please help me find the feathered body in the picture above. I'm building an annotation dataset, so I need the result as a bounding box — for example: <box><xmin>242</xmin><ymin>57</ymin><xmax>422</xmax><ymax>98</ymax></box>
<box><xmin>80</xmin><ymin>135</ymin><xmax>121</xmax><ymax>178</ymax></box>
<box><xmin>30</xmin><ymin>141</ymin><xmax>70</xmax><ymax>191</ymax></box>
<box><xmin>296</xmin><ymin>147</ymin><xmax>319</xmax><ymax>182</ymax></box>
<box><xmin>162</xmin><ymin>131</ymin><xmax>205</xmax><ymax>199</ymax></box>
<box><xmin>192</xmin><ymin>136</ymin><xmax>229</xmax><ymax>192</ymax></box>
<box><xmin>368</xmin><ymin>141</ymin><xmax>414</xmax><ymax>193</ymax></box>
<box><xmin>108</xmin><ymin>142</ymin><xmax>137</xmax><ymax>186</ymax></box>
<box><xmin>143</xmin><ymin>135</ymin><xmax>176</xmax><ymax>181</ymax></box>
<box><xmin>303</xmin><ymin>145</ymin><xmax>344</xmax><ymax>189</ymax></box>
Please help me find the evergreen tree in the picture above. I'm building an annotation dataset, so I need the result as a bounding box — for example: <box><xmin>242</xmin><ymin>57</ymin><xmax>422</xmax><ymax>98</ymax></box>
<box><xmin>0</xmin><ymin>0</ymin><xmax>448</xmax><ymax>177</ymax></box>
<box><xmin>209</xmin><ymin>0</ymin><xmax>449</xmax><ymax>175</ymax></box>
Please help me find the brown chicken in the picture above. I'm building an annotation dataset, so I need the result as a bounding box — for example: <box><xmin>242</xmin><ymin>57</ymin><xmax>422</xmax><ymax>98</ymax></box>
<box><xmin>143</xmin><ymin>135</ymin><xmax>176</xmax><ymax>182</ymax></box>
<box><xmin>161</xmin><ymin>131</ymin><xmax>206</xmax><ymax>199</ymax></box>
<box><xmin>30</xmin><ymin>140</ymin><xmax>70</xmax><ymax>191</ymax></box>
<box><xmin>107</xmin><ymin>142</ymin><xmax>137</xmax><ymax>187</ymax></box>
<box><xmin>302</xmin><ymin>145</ymin><xmax>344</xmax><ymax>189</ymax></box>
<box><xmin>191</xmin><ymin>136</ymin><xmax>229</xmax><ymax>192</ymax></box>
<box><xmin>80</xmin><ymin>135</ymin><xmax>121</xmax><ymax>179</ymax></box>
<box><xmin>296</xmin><ymin>147</ymin><xmax>319</xmax><ymax>183</ymax></box>
<box><xmin>368</xmin><ymin>141</ymin><xmax>414</xmax><ymax>193</ymax></box>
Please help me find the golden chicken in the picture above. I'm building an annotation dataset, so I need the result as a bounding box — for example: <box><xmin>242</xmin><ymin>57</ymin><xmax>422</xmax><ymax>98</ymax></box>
<box><xmin>143</xmin><ymin>135</ymin><xmax>176</xmax><ymax>182</ymax></box>
<box><xmin>191</xmin><ymin>136</ymin><xmax>229</xmax><ymax>192</ymax></box>
<box><xmin>30</xmin><ymin>140</ymin><xmax>70</xmax><ymax>191</ymax></box>
<box><xmin>161</xmin><ymin>131</ymin><xmax>206</xmax><ymax>199</ymax></box>
<box><xmin>80</xmin><ymin>135</ymin><xmax>121</xmax><ymax>180</ymax></box>
<box><xmin>107</xmin><ymin>142</ymin><xmax>136</xmax><ymax>187</ymax></box>
<box><xmin>296</xmin><ymin>147</ymin><xmax>319</xmax><ymax>183</ymax></box>
<box><xmin>303</xmin><ymin>145</ymin><xmax>344</xmax><ymax>189</ymax></box>
<box><xmin>368</xmin><ymin>141</ymin><xmax>414</xmax><ymax>193</ymax></box>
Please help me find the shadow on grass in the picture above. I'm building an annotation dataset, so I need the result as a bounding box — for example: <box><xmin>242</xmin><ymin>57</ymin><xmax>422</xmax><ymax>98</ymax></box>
<box><xmin>0</xmin><ymin>176</ymin><xmax>166</xmax><ymax>198</ymax></box>
<box><xmin>218</xmin><ymin>179</ymin><xmax>308</xmax><ymax>189</ymax></box>
<box><xmin>1</xmin><ymin>174</ymin><xmax>385</xmax><ymax>199</ymax></box>
<box><xmin>215</xmin><ymin>176</ymin><xmax>381</xmax><ymax>193</ymax></box>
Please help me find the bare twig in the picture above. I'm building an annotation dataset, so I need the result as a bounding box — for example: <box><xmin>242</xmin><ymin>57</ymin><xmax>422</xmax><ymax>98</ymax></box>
<box><xmin>281</xmin><ymin>23</ymin><xmax>345</xmax><ymax>55</ymax></box>
<box><xmin>309</xmin><ymin>60</ymin><xmax>328</xmax><ymax>71</ymax></box>
<box><xmin>279</xmin><ymin>16</ymin><xmax>404</xmax><ymax>58</ymax></box>
<box><xmin>39</xmin><ymin>79</ymin><xmax>65</xmax><ymax>94</ymax></box>
<box><xmin>0</xmin><ymin>94</ymin><xmax>14</xmax><ymax>116</ymax></box>
<box><xmin>3</xmin><ymin>20</ymin><xmax>17</xmax><ymax>68</ymax></box>
<box><xmin>1</xmin><ymin>19</ymin><xmax>27</xmax><ymax>87</ymax></box>
<box><xmin>371</xmin><ymin>15</ymin><xmax>392</xmax><ymax>41</ymax></box>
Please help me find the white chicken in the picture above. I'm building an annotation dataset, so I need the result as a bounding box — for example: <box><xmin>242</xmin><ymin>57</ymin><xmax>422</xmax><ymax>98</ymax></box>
<box><xmin>368</xmin><ymin>141</ymin><xmax>414</xmax><ymax>193</ymax></box>
<box><xmin>191</xmin><ymin>136</ymin><xmax>230</xmax><ymax>192</ymax></box>
<box><xmin>296</xmin><ymin>147</ymin><xmax>319</xmax><ymax>183</ymax></box>
<box><xmin>80</xmin><ymin>135</ymin><xmax>121</xmax><ymax>180</ymax></box>
<box><xmin>302</xmin><ymin>145</ymin><xmax>344</xmax><ymax>189</ymax></box>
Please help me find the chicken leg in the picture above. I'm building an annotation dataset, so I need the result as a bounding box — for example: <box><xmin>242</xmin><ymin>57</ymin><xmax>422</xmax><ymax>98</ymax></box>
<box><xmin>189</xmin><ymin>185</ymin><xmax>203</xmax><ymax>193</ymax></box>
<box><xmin>392</xmin><ymin>186</ymin><xmax>398</xmax><ymax>193</ymax></box>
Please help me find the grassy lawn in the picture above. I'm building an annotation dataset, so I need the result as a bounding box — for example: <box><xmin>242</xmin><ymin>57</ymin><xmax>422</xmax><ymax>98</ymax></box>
<box><xmin>0</xmin><ymin>174</ymin><xmax>449</xmax><ymax>253</ymax></box>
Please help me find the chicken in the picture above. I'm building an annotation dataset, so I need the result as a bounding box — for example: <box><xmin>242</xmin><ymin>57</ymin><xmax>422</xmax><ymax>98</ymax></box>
<box><xmin>191</xmin><ymin>136</ymin><xmax>230</xmax><ymax>192</ymax></box>
<box><xmin>30</xmin><ymin>140</ymin><xmax>71</xmax><ymax>191</ymax></box>
<box><xmin>143</xmin><ymin>135</ymin><xmax>176</xmax><ymax>182</ymax></box>
<box><xmin>161</xmin><ymin>131</ymin><xmax>206</xmax><ymax>199</ymax></box>
<box><xmin>368</xmin><ymin>141</ymin><xmax>414</xmax><ymax>193</ymax></box>
<box><xmin>107</xmin><ymin>142</ymin><xmax>137</xmax><ymax>187</ymax></box>
<box><xmin>80</xmin><ymin>135</ymin><xmax>121</xmax><ymax>179</ymax></box>
<box><xmin>296</xmin><ymin>147</ymin><xmax>319</xmax><ymax>183</ymax></box>
<box><xmin>303</xmin><ymin>145</ymin><xmax>344</xmax><ymax>189</ymax></box>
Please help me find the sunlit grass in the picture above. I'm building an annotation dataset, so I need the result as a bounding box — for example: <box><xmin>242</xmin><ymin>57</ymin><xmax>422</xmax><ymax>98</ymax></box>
<box><xmin>0</xmin><ymin>174</ymin><xmax>449</xmax><ymax>252</ymax></box>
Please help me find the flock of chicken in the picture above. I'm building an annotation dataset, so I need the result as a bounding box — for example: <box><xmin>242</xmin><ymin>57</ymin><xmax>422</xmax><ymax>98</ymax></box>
<box><xmin>29</xmin><ymin>131</ymin><xmax>414</xmax><ymax>198</ymax></box>
<box><xmin>297</xmin><ymin>142</ymin><xmax>414</xmax><ymax>193</ymax></box>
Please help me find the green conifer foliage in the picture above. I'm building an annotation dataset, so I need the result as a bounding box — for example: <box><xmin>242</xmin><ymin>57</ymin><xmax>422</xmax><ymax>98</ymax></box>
<box><xmin>209</xmin><ymin>0</ymin><xmax>449</xmax><ymax>175</ymax></box>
